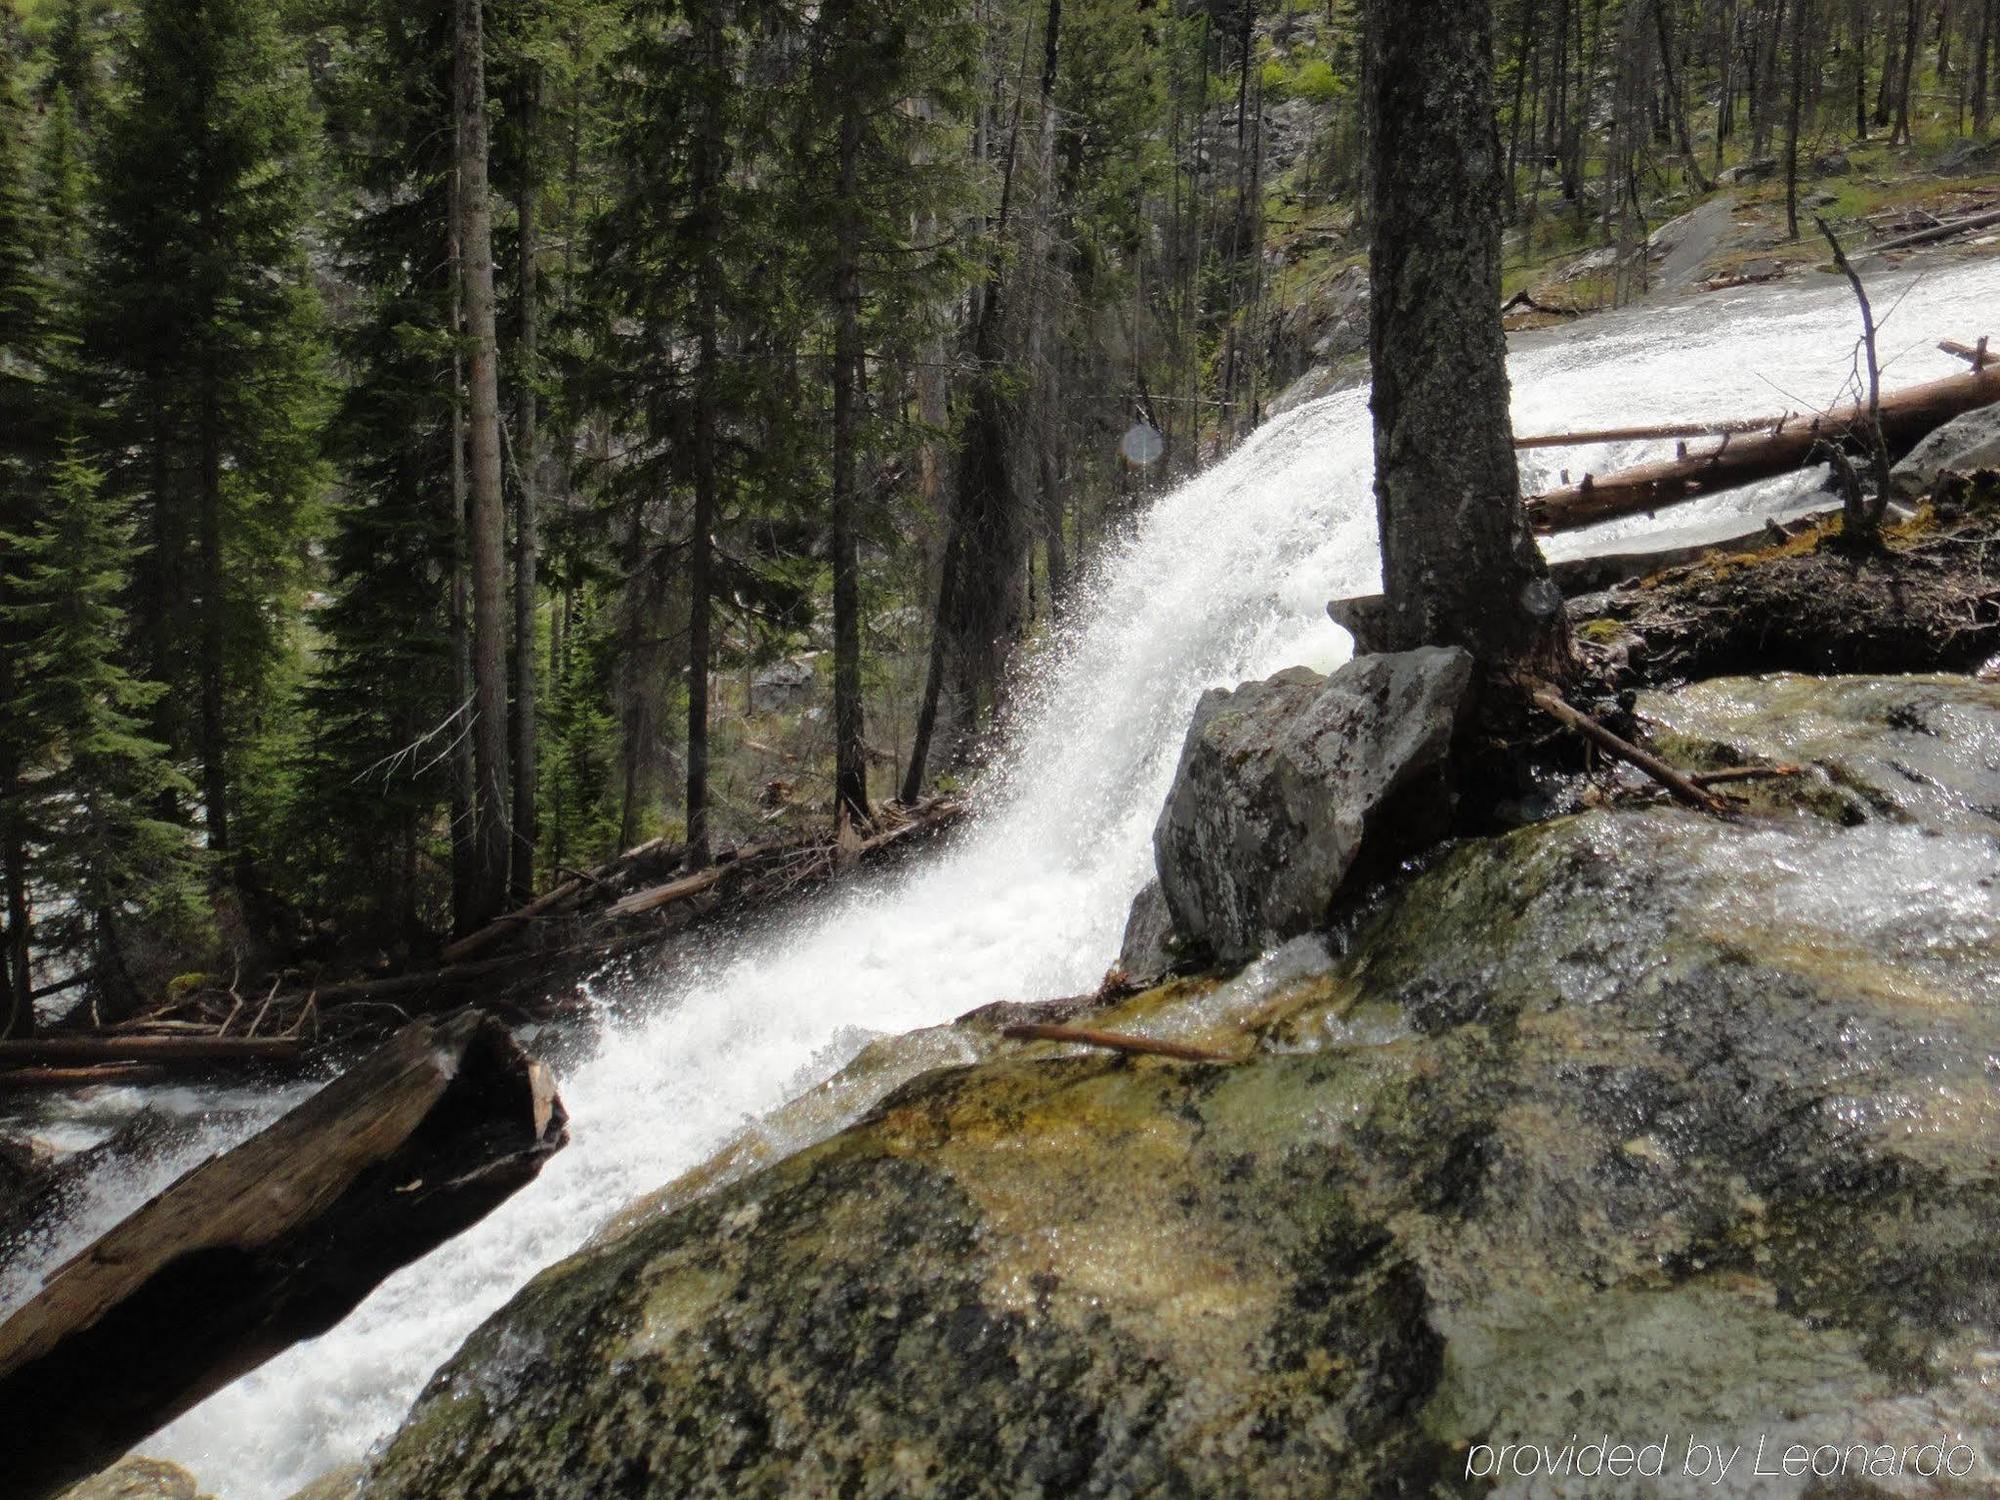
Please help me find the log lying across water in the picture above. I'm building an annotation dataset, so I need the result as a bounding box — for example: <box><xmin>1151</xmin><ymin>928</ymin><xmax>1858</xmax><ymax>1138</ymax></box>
<box><xmin>0</xmin><ymin>1011</ymin><xmax>568</xmax><ymax>1500</ymax></box>
<box><xmin>0</xmin><ymin>1036</ymin><xmax>302</xmax><ymax>1069</ymax></box>
<box><xmin>1521</xmin><ymin>361</ymin><xmax>2000</xmax><ymax>532</ymax></box>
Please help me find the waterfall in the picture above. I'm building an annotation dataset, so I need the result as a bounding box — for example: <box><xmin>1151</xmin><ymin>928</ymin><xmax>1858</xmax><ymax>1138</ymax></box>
<box><xmin>16</xmin><ymin>258</ymin><xmax>1991</xmax><ymax>1497</ymax></box>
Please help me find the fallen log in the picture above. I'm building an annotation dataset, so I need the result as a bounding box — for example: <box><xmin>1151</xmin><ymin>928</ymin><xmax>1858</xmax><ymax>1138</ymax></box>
<box><xmin>1940</xmin><ymin>337</ymin><xmax>1992</xmax><ymax>370</ymax></box>
<box><xmin>0</xmin><ymin>1010</ymin><xmax>567</xmax><ymax>1500</ymax></box>
<box><xmin>440</xmin><ymin>835</ymin><xmax>674</xmax><ymax>965</ymax></box>
<box><xmin>606</xmin><ymin>844</ymin><xmax>774</xmax><ymax>920</ymax></box>
<box><xmin>1863</xmin><ymin>206</ymin><xmax>2000</xmax><ymax>255</ymax></box>
<box><xmin>0</xmin><ymin>1064</ymin><xmax>169</xmax><ymax>1092</ymax></box>
<box><xmin>1525</xmin><ymin>361</ymin><xmax>2000</xmax><ymax>532</ymax></box>
<box><xmin>0</xmin><ymin>1036</ymin><xmax>301</xmax><ymax>1069</ymax></box>
<box><xmin>605</xmin><ymin>799</ymin><xmax>965</xmax><ymax>922</ymax></box>
<box><xmin>1001</xmin><ymin>1022</ymin><xmax>1240</xmax><ymax>1063</ymax></box>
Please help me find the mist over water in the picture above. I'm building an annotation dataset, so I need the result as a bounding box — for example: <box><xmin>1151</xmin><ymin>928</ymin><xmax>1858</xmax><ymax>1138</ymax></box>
<box><xmin>41</xmin><ymin>258</ymin><xmax>1982</xmax><ymax>1496</ymax></box>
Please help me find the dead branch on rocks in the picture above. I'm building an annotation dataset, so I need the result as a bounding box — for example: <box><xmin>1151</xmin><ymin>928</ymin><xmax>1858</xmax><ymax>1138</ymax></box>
<box><xmin>1000</xmin><ymin>1022</ymin><xmax>1241</xmax><ymax>1063</ymax></box>
<box><xmin>1530</xmin><ymin>688</ymin><xmax>1730</xmax><ymax>815</ymax></box>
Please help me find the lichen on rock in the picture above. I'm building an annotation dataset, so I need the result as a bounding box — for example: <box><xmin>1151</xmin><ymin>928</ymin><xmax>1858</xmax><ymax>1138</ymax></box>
<box><xmin>356</xmin><ymin>675</ymin><xmax>2000</xmax><ymax>1499</ymax></box>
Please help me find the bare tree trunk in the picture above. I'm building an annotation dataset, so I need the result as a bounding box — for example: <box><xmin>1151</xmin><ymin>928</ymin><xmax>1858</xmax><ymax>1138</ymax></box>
<box><xmin>1786</xmin><ymin>0</ymin><xmax>1809</xmax><ymax>239</ymax></box>
<box><xmin>456</xmin><ymin>0</ymin><xmax>511</xmax><ymax>926</ymax></box>
<box><xmin>1656</xmin><ymin>0</ymin><xmax>1712</xmax><ymax>189</ymax></box>
<box><xmin>1854</xmin><ymin>0</ymin><xmax>1871</xmax><ymax>137</ymax></box>
<box><xmin>686</xmin><ymin>11</ymin><xmax>724</xmax><ymax>865</ymax></box>
<box><xmin>1364</xmin><ymin>0</ymin><xmax>1570</xmax><ymax>677</ymax></box>
<box><xmin>1027</xmin><ymin>0</ymin><xmax>1067</xmax><ymax>608</ymax></box>
<box><xmin>831</xmin><ymin>89</ymin><xmax>869</xmax><ymax>826</ymax></box>
<box><xmin>448</xmin><ymin>127</ymin><xmax>477</xmax><ymax>936</ymax></box>
<box><xmin>1</xmin><ymin>746</ymin><xmax>29</xmax><ymax>1038</ymax></box>
<box><xmin>511</xmin><ymin>62</ymin><xmax>542</xmax><ymax>903</ymax></box>
<box><xmin>197</xmin><ymin>407</ymin><xmax>229</xmax><ymax>856</ymax></box>
<box><xmin>1896</xmin><ymin>0</ymin><xmax>1922</xmax><ymax>140</ymax></box>
<box><xmin>1976</xmin><ymin>0</ymin><xmax>1995</xmax><ymax>132</ymax></box>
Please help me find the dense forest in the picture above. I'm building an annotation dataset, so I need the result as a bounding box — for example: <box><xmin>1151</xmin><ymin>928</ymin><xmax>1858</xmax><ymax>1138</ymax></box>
<box><xmin>0</xmin><ymin>0</ymin><xmax>1994</xmax><ymax>1031</ymax></box>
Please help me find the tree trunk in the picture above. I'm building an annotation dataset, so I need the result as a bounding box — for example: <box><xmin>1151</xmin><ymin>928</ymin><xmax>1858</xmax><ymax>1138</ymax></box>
<box><xmin>1974</xmin><ymin>0</ymin><xmax>1994</xmax><ymax>131</ymax></box>
<box><xmin>831</xmin><ymin>91</ymin><xmax>869</xmax><ymax>826</ymax></box>
<box><xmin>686</xmin><ymin>14</ymin><xmax>724</xmax><ymax>866</ymax></box>
<box><xmin>456</xmin><ymin>0</ymin><xmax>511</xmax><ymax>926</ymax></box>
<box><xmin>197</xmin><ymin>407</ymin><xmax>229</xmax><ymax>855</ymax></box>
<box><xmin>1364</xmin><ymin>0</ymin><xmax>1569</xmax><ymax>677</ymax></box>
<box><xmin>511</xmin><ymin>63</ymin><xmax>543</xmax><ymax>904</ymax></box>
<box><xmin>1786</xmin><ymin>0</ymin><xmax>1809</xmax><ymax>239</ymax></box>
<box><xmin>448</xmin><ymin>132</ymin><xmax>477</xmax><ymax>936</ymax></box>
<box><xmin>1655</xmin><ymin>0</ymin><xmax>1711</xmax><ymax>190</ymax></box>
<box><xmin>1896</xmin><ymin>0</ymin><xmax>1922</xmax><ymax>140</ymax></box>
<box><xmin>1</xmin><ymin>757</ymin><xmax>28</xmax><ymax>1038</ymax></box>
<box><xmin>1854</xmin><ymin>0</ymin><xmax>1871</xmax><ymax>137</ymax></box>
<box><xmin>0</xmin><ymin>1012</ymin><xmax>566</xmax><ymax>1500</ymax></box>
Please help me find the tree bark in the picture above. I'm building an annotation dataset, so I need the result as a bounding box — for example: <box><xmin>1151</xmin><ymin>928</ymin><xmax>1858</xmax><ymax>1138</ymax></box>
<box><xmin>831</xmin><ymin>86</ymin><xmax>870</xmax><ymax>827</ymax></box>
<box><xmin>1</xmin><ymin>763</ymin><xmax>29</xmax><ymax>1037</ymax></box>
<box><xmin>1364</xmin><ymin>0</ymin><xmax>1569</xmax><ymax>676</ymax></box>
<box><xmin>457</xmin><ymin>0</ymin><xmax>511</xmax><ymax>926</ymax></box>
<box><xmin>1785</xmin><ymin>0</ymin><xmax>1809</xmax><ymax>240</ymax></box>
<box><xmin>1895</xmin><ymin>0</ymin><xmax>1922</xmax><ymax>141</ymax></box>
<box><xmin>448</xmin><ymin>125</ymin><xmax>477</xmax><ymax>936</ymax></box>
<box><xmin>511</xmin><ymin>62</ymin><xmax>543</xmax><ymax>904</ymax></box>
<box><xmin>686</xmin><ymin>13</ymin><xmax>725</xmax><ymax>866</ymax></box>
<box><xmin>0</xmin><ymin>1012</ymin><xmax>566</xmax><ymax>1500</ymax></box>
<box><xmin>198</xmin><ymin>404</ymin><xmax>229</xmax><ymax>854</ymax></box>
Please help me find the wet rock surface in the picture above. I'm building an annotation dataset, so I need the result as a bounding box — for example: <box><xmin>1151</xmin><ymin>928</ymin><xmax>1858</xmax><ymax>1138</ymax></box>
<box><xmin>1113</xmin><ymin>877</ymin><xmax>1176</xmax><ymax>983</ymax></box>
<box><xmin>358</xmin><ymin>673</ymin><xmax>2000</xmax><ymax>1500</ymax></box>
<box><xmin>58</xmin><ymin>1458</ymin><xmax>212</xmax><ymax>1500</ymax></box>
<box><xmin>1892</xmin><ymin>405</ymin><xmax>2000</xmax><ymax>498</ymax></box>
<box><xmin>1152</xmin><ymin>648</ymin><xmax>1475</xmax><ymax>964</ymax></box>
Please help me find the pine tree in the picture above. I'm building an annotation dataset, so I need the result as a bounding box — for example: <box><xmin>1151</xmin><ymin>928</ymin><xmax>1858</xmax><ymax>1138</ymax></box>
<box><xmin>86</xmin><ymin>0</ymin><xmax>327</xmax><ymax>873</ymax></box>
<box><xmin>785</xmin><ymin>0</ymin><xmax>977</xmax><ymax>824</ymax></box>
<box><xmin>289</xmin><ymin>0</ymin><xmax>461</xmax><ymax>945</ymax></box>
<box><xmin>596</xmin><ymin>0</ymin><xmax>808</xmax><ymax>862</ymax></box>
<box><xmin>0</xmin><ymin>29</ymin><xmax>59</xmax><ymax>1033</ymax></box>
<box><xmin>1</xmin><ymin>447</ymin><xmax>201</xmax><ymax>1017</ymax></box>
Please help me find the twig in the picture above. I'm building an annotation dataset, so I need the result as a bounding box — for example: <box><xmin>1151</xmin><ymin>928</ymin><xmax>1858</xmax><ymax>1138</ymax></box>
<box><xmin>245</xmin><ymin>977</ymin><xmax>283</xmax><ymax>1039</ymax></box>
<box><xmin>1689</xmin><ymin>764</ymin><xmax>1804</xmax><ymax>786</ymax></box>
<box><xmin>1530</xmin><ymin>688</ymin><xmax>1730</xmax><ymax>815</ymax></box>
<box><xmin>1000</xmin><ymin>1022</ymin><xmax>1241</xmax><ymax>1063</ymax></box>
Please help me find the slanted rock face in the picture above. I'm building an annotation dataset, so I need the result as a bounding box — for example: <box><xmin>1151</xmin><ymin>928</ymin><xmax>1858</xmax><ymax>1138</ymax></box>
<box><xmin>1152</xmin><ymin>648</ymin><xmax>1474</xmax><ymax>963</ymax></box>
<box><xmin>1113</xmin><ymin>878</ymin><xmax>1175</xmax><ymax>982</ymax></box>
<box><xmin>1892</xmin><ymin>404</ymin><xmax>2000</xmax><ymax>498</ymax></box>
<box><xmin>358</xmin><ymin>675</ymin><xmax>2000</xmax><ymax>1500</ymax></box>
<box><xmin>58</xmin><ymin>1458</ymin><xmax>210</xmax><ymax>1500</ymax></box>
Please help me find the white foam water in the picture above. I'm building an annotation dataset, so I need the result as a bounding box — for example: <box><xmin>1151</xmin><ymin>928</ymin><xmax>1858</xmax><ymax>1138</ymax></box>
<box><xmin>36</xmin><ymin>257</ymin><xmax>1988</xmax><ymax>1496</ymax></box>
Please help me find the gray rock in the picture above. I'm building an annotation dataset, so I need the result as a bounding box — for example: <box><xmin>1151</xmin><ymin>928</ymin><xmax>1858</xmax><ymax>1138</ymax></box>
<box><xmin>1114</xmin><ymin>879</ymin><xmax>1175</xmax><ymax>983</ymax></box>
<box><xmin>748</xmin><ymin>655</ymin><xmax>818</xmax><ymax>711</ymax></box>
<box><xmin>1153</xmin><ymin>648</ymin><xmax>1474</xmax><ymax>964</ymax></box>
<box><xmin>353</xmin><ymin>675</ymin><xmax>2000</xmax><ymax>1500</ymax></box>
<box><xmin>1717</xmin><ymin>156</ymin><xmax>1779</xmax><ymax>184</ymax></box>
<box><xmin>1891</xmin><ymin>402</ymin><xmax>2000</xmax><ymax>498</ymax></box>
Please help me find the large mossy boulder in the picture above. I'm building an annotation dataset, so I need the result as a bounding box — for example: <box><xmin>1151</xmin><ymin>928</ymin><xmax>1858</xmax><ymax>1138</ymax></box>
<box><xmin>360</xmin><ymin>674</ymin><xmax>2000</xmax><ymax>1500</ymax></box>
<box><xmin>1151</xmin><ymin>647</ymin><xmax>1474</xmax><ymax>964</ymax></box>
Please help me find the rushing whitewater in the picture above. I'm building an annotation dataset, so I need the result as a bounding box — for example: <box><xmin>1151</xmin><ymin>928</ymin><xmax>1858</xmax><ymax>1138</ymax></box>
<box><xmin>22</xmin><ymin>258</ymin><xmax>1988</xmax><ymax>1496</ymax></box>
